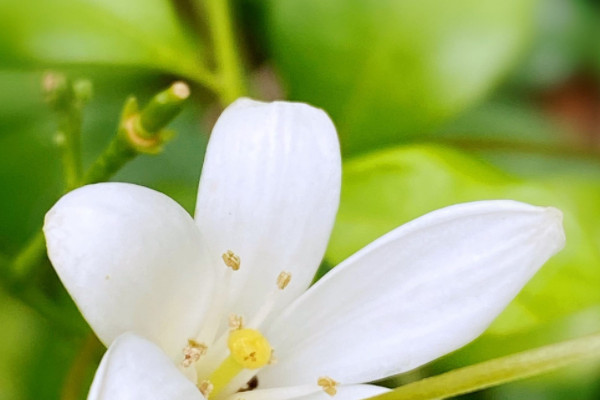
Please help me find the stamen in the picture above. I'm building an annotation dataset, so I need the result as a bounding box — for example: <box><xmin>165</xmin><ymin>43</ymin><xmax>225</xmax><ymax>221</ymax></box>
<box><xmin>248</xmin><ymin>271</ymin><xmax>293</xmax><ymax>329</ymax></box>
<box><xmin>182</xmin><ymin>339</ymin><xmax>208</xmax><ymax>368</ymax></box>
<box><xmin>198</xmin><ymin>380</ymin><xmax>214</xmax><ymax>397</ymax></box>
<box><xmin>277</xmin><ymin>271</ymin><xmax>292</xmax><ymax>290</ymax></box>
<box><xmin>229</xmin><ymin>314</ymin><xmax>244</xmax><ymax>331</ymax></box>
<box><xmin>196</xmin><ymin>251</ymin><xmax>239</xmax><ymax>345</ymax></box>
<box><xmin>318</xmin><ymin>377</ymin><xmax>338</xmax><ymax>396</ymax></box>
<box><xmin>222</xmin><ymin>250</ymin><xmax>241</xmax><ymax>270</ymax></box>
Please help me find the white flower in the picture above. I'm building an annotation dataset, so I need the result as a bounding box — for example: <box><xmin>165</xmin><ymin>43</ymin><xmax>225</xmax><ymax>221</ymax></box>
<box><xmin>44</xmin><ymin>99</ymin><xmax>565</xmax><ymax>400</ymax></box>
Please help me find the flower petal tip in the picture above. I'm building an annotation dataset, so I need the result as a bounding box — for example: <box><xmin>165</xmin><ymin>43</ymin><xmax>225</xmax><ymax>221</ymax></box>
<box><xmin>543</xmin><ymin>206</ymin><xmax>566</xmax><ymax>251</ymax></box>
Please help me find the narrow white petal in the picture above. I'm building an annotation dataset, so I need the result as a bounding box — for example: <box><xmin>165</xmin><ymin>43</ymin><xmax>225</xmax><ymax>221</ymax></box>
<box><xmin>294</xmin><ymin>385</ymin><xmax>390</xmax><ymax>400</ymax></box>
<box><xmin>44</xmin><ymin>183</ymin><xmax>215</xmax><ymax>358</ymax></box>
<box><xmin>224</xmin><ymin>384</ymin><xmax>388</xmax><ymax>400</ymax></box>
<box><xmin>195</xmin><ymin>99</ymin><xmax>341</xmax><ymax>326</ymax></box>
<box><xmin>260</xmin><ymin>201</ymin><xmax>565</xmax><ymax>386</ymax></box>
<box><xmin>88</xmin><ymin>333</ymin><xmax>204</xmax><ymax>400</ymax></box>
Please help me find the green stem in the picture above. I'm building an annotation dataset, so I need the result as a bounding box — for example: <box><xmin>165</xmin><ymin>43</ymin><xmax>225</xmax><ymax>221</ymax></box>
<box><xmin>2</xmin><ymin>81</ymin><xmax>190</xmax><ymax>325</ymax></box>
<box><xmin>205</xmin><ymin>0</ymin><xmax>248</xmax><ymax>104</ymax></box>
<box><xmin>138</xmin><ymin>82</ymin><xmax>191</xmax><ymax>135</ymax></box>
<box><xmin>83</xmin><ymin>132</ymin><xmax>136</xmax><ymax>185</ymax></box>
<box><xmin>173</xmin><ymin>58</ymin><xmax>221</xmax><ymax>94</ymax></box>
<box><xmin>7</xmin><ymin>231</ymin><xmax>45</xmax><ymax>283</ymax></box>
<box><xmin>43</xmin><ymin>73</ymin><xmax>90</xmax><ymax>190</ymax></box>
<box><xmin>58</xmin><ymin>109</ymin><xmax>83</xmax><ymax>190</ymax></box>
<box><xmin>366</xmin><ymin>333</ymin><xmax>600</xmax><ymax>400</ymax></box>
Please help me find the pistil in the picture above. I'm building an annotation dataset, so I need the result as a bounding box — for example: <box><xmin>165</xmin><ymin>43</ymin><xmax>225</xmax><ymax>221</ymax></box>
<box><xmin>204</xmin><ymin>328</ymin><xmax>272</xmax><ymax>398</ymax></box>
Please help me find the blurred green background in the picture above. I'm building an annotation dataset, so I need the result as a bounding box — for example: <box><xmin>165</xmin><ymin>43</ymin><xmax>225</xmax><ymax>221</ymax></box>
<box><xmin>1</xmin><ymin>0</ymin><xmax>600</xmax><ymax>398</ymax></box>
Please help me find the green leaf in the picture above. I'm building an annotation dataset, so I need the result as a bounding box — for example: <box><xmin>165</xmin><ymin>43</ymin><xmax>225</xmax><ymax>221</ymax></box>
<box><xmin>511</xmin><ymin>0</ymin><xmax>595</xmax><ymax>89</ymax></box>
<box><xmin>327</xmin><ymin>145</ymin><xmax>600</xmax><ymax>335</ymax></box>
<box><xmin>0</xmin><ymin>0</ymin><xmax>203</xmax><ymax>78</ymax></box>
<box><xmin>265</xmin><ymin>0</ymin><xmax>537</xmax><ymax>154</ymax></box>
<box><xmin>366</xmin><ymin>333</ymin><xmax>600</xmax><ymax>400</ymax></box>
<box><xmin>0</xmin><ymin>290</ymin><xmax>41</xmax><ymax>399</ymax></box>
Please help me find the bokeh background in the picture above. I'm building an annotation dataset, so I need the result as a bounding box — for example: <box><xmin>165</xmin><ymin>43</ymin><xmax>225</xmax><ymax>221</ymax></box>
<box><xmin>1</xmin><ymin>0</ymin><xmax>600</xmax><ymax>398</ymax></box>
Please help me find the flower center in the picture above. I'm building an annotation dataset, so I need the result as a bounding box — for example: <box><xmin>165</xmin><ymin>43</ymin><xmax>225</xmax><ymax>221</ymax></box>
<box><xmin>178</xmin><ymin>250</ymin><xmax>289</xmax><ymax>398</ymax></box>
<box><xmin>202</xmin><ymin>329</ymin><xmax>273</xmax><ymax>398</ymax></box>
<box><xmin>228</xmin><ymin>328</ymin><xmax>272</xmax><ymax>369</ymax></box>
<box><xmin>179</xmin><ymin>251</ymin><xmax>338</xmax><ymax>398</ymax></box>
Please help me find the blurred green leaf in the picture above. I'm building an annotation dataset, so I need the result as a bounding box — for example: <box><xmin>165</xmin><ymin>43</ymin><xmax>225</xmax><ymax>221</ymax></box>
<box><xmin>512</xmin><ymin>0</ymin><xmax>595</xmax><ymax>89</ymax></box>
<box><xmin>0</xmin><ymin>0</ymin><xmax>203</xmax><ymax>78</ymax></box>
<box><xmin>0</xmin><ymin>289</ymin><xmax>40</xmax><ymax>399</ymax></box>
<box><xmin>326</xmin><ymin>145</ymin><xmax>600</xmax><ymax>334</ymax></box>
<box><xmin>433</xmin><ymin>96</ymin><xmax>600</xmax><ymax>181</ymax></box>
<box><xmin>265</xmin><ymin>0</ymin><xmax>537</xmax><ymax>154</ymax></box>
<box><xmin>0</xmin><ymin>72</ymin><xmax>63</xmax><ymax>254</ymax></box>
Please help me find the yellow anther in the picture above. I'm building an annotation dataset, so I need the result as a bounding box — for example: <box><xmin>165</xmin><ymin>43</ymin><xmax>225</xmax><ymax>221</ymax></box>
<box><xmin>277</xmin><ymin>271</ymin><xmax>292</xmax><ymax>290</ymax></box>
<box><xmin>182</xmin><ymin>339</ymin><xmax>207</xmax><ymax>368</ymax></box>
<box><xmin>318</xmin><ymin>376</ymin><xmax>338</xmax><ymax>396</ymax></box>
<box><xmin>198</xmin><ymin>380</ymin><xmax>214</xmax><ymax>397</ymax></box>
<box><xmin>228</xmin><ymin>329</ymin><xmax>272</xmax><ymax>369</ymax></box>
<box><xmin>222</xmin><ymin>250</ymin><xmax>241</xmax><ymax>270</ymax></box>
<box><xmin>229</xmin><ymin>314</ymin><xmax>244</xmax><ymax>331</ymax></box>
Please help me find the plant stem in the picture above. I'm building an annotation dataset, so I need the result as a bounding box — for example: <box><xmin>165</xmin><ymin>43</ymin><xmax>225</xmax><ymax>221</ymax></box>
<box><xmin>205</xmin><ymin>0</ymin><xmax>248</xmax><ymax>104</ymax></box>
<box><xmin>2</xmin><ymin>81</ymin><xmax>190</xmax><ymax>324</ymax></box>
<box><xmin>139</xmin><ymin>82</ymin><xmax>191</xmax><ymax>135</ymax></box>
<box><xmin>43</xmin><ymin>73</ymin><xmax>90</xmax><ymax>190</ymax></box>
<box><xmin>58</xmin><ymin>109</ymin><xmax>83</xmax><ymax>190</ymax></box>
<box><xmin>83</xmin><ymin>132</ymin><xmax>136</xmax><ymax>185</ymax></box>
<box><xmin>7</xmin><ymin>231</ymin><xmax>45</xmax><ymax>283</ymax></box>
<box><xmin>366</xmin><ymin>333</ymin><xmax>600</xmax><ymax>400</ymax></box>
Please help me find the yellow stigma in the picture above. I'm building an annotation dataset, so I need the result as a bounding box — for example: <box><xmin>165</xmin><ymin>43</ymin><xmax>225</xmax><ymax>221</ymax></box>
<box><xmin>206</xmin><ymin>329</ymin><xmax>272</xmax><ymax>398</ymax></box>
<box><xmin>228</xmin><ymin>329</ymin><xmax>272</xmax><ymax>369</ymax></box>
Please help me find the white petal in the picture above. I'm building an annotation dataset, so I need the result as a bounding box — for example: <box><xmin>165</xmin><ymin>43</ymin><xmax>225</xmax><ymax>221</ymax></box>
<box><xmin>225</xmin><ymin>384</ymin><xmax>388</xmax><ymax>400</ymax></box>
<box><xmin>195</xmin><ymin>99</ymin><xmax>341</xmax><ymax>325</ymax></box>
<box><xmin>44</xmin><ymin>183</ymin><xmax>215</xmax><ymax>358</ymax></box>
<box><xmin>260</xmin><ymin>201</ymin><xmax>565</xmax><ymax>386</ymax></box>
<box><xmin>294</xmin><ymin>385</ymin><xmax>390</xmax><ymax>400</ymax></box>
<box><xmin>88</xmin><ymin>332</ymin><xmax>204</xmax><ymax>400</ymax></box>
